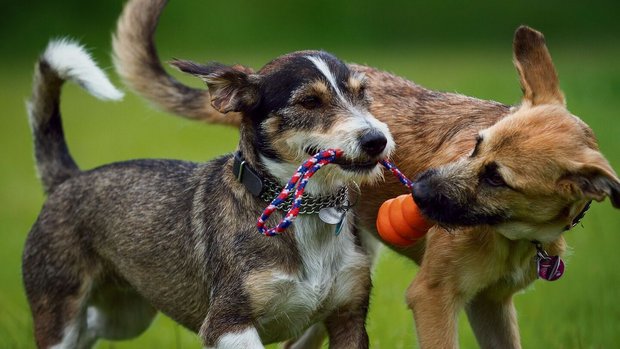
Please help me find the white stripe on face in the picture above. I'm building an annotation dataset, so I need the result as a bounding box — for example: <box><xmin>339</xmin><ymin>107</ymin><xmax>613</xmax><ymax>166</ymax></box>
<box><xmin>305</xmin><ymin>55</ymin><xmax>395</xmax><ymax>160</ymax></box>
<box><xmin>306</xmin><ymin>55</ymin><xmax>349</xmax><ymax>106</ymax></box>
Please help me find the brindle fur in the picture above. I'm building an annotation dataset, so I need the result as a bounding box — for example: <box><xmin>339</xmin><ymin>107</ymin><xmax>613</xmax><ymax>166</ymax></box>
<box><xmin>112</xmin><ymin>1</ymin><xmax>620</xmax><ymax>348</ymax></box>
<box><xmin>23</xmin><ymin>35</ymin><xmax>397</xmax><ymax>347</ymax></box>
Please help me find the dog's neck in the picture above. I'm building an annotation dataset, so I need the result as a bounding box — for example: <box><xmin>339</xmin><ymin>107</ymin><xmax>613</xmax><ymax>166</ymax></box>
<box><xmin>237</xmin><ymin>123</ymin><xmax>347</xmax><ymax>197</ymax></box>
<box><xmin>235</xmin><ymin>131</ymin><xmax>349</xmax><ymax>217</ymax></box>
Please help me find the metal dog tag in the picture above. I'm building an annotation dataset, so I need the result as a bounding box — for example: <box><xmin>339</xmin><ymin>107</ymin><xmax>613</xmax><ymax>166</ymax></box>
<box><xmin>319</xmin><ymin>207</ymin><xmax>344</xmax><ymax>225</ymax></box>
<box><xmin>319</xmin><ymin>206</ymin><xmax>348</xmax><ymax>236</ymax></box>
<box><xmin>335</xmin><ymin>214</ymin><xmax>347</xmax><ymax>236</ymax></box>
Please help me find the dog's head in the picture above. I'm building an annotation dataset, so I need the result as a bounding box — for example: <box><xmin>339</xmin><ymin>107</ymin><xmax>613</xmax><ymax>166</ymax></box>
<box><xmin>412</xmin><ymin>26</ymin><xmax>620</xmax><ymax>242</ymax></box>
<box><xmin>171</xmin><ymin>51</ymin><xmax>394</xmax><ymax>191</ymax></box>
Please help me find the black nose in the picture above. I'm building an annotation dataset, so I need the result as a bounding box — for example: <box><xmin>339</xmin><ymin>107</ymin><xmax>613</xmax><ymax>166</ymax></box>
<box><xmin>360</xmin><ymin>131</ymin><xmax>387</xmax><ymax>157</ymax></box>
<box><xmin>412</xmin><ymin>177</ymin><xmax>431</xmax><ymax>208</ymax></box>
<box><xmin>411</xmin><ymin>169</ymin><xmax>438</xmax><ymax>210</ymax></box>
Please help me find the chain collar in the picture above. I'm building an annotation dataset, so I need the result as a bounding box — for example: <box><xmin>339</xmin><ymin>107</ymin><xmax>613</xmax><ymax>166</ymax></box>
<box><xmin>259</xmin><ymin>179</ymin><xmax>348</xmax><ymax>214</ymax></box>
<box><xmin>233</xmin><ymin>151</ymin><xmax>349</xmax><ymax>215</ymax></box>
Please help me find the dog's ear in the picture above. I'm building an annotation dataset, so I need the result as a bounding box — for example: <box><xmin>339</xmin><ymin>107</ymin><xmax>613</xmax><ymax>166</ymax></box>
<box><xmin>560</xmin><ymin>152</ymin><xmax>620</xmax><ymax>208</ymax></box>
<box><xmin>170</xmin><ymin>60</ymin><xmax>258</xmax><ymax>113</ymax></box>
<box><xmin>513</xmin><ymin>26</ymin><xmax>565</xmax><ymax>106</ymax></box>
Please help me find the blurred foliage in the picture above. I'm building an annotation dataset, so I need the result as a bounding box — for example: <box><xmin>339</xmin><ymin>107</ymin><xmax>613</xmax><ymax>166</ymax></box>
<box><xmin>3</xmin><ymin>0</ymin><xmax>619</xmax><ymax>62</ymax></box>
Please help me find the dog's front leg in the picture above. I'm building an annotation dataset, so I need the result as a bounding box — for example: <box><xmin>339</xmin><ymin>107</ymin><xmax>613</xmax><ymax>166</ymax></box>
<box><xmin>324</xmin><ymin>306</ymin><xmax>369</xmax><ymax>349</ymax></box>
<box><xmin>465</xmin><ymin>289</ymin><xmax>521</xmax><ymax>349</ymax></box>
<box><xmin>405</xmin><ymin>230</ymin><xmax>467</xmax><ymax>349</ymax></box>
<box><xmin>282</xmin><ymin>323</ymin><xmax>326</xmax><ymax>349</ymax></box>
<box><xmin>406</xmin><ymin>272</ymin><xmax>462</xmax><ymax>349</ymax></box>
<box><xmin>201</xmin><ymin>324</ymin><xmax>264</xmax><ymax>349</ymax></box>
<box><xmin>200</xmin><ymin>296</ymin><xmax>264</xmax><ymax>349</ymax></box>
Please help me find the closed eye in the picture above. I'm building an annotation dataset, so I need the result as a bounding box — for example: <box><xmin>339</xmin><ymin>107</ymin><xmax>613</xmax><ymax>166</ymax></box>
<box><xmin>298</xmin><ymin>95</ymin><xmax>322</xmax><ymax>110</ymax></box>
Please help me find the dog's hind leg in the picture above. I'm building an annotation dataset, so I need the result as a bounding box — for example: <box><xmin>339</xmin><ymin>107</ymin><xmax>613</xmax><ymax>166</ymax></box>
<box><xmin>83</xmin><ymin>280</ymin><xmax>157</xmax><ymax>343</ymax></box>
<box><xmin>22</xmin><ymin>223</ymin><xmax>96</xmax><ymax>349</ymax></box>
<box><xmin>465</xmin><ymin>289</ymin><xmax>521</xmax><ymax>349</ymax></box>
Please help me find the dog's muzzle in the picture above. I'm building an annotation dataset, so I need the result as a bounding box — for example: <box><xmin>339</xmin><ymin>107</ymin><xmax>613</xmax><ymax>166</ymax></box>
<box><xmin>359</xmin><ymin>130</ymin><xmax>388</xmax><ymax>157</ymax></box>
<box><xmin>412</xmin><ymin>169</ymin><xmax>507</xmax><ymax>226</ymax></box>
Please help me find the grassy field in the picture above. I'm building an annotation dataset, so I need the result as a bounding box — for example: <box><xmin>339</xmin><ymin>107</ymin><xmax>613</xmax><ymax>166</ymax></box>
<box><xmin>1</xmin><ymin>40</ymin><xmax>619</xmax><ymax>348</ymax></box>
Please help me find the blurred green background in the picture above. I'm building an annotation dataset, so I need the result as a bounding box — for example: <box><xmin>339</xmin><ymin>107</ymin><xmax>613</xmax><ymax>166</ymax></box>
<box><xmin>1</xmin><ymin>0</ymin><xmax>619</xmax><ymax>348</ymax></box>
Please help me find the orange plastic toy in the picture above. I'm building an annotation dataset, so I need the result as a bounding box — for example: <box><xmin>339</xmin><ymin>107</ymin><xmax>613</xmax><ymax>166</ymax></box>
<box><xmin>376</xmin><ymin>194</ymin><xmax>432</xmax><ymax>247</ymax></box>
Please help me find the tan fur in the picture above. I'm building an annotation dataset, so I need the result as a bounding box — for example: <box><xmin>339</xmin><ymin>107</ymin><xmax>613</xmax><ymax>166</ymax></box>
<box><xmin>357</xmin><ymin>27</ymin><xmax>619</xmax><ymax>348</ymax></box>
<box><xmin>347</xmin><ymin>74</ymin><xmax>366</xmax><ymax>96</ymax></box>
<box><xmin>112</xmin><ymin>0</ymin><xmax>242</xmax><ymax>126</ymax></box>
<box><xmin>307</xmin><ymin>81</ymin><xmax>330</xmax><ymax>100</ymax></box>
<box><xmin>112</xmin><ymin>3</ymin><xmax>620</xmax><ymax>347</ymax></box>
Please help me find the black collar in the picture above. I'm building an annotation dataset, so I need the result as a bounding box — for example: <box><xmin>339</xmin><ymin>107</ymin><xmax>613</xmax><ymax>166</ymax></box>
<box><xmin>233</xmin><ymin>151</ymin><xmax>265</xmax><ymax>196</ymax></box>
<box><xmin>232</xmin><ymin>151</ymin><xmax>349</xmax><ymax>214</ymax></box>
<box><xmin>570</xmin><ymin>200</ymin><xmax>591</xmax><ymax>229</ymax></box>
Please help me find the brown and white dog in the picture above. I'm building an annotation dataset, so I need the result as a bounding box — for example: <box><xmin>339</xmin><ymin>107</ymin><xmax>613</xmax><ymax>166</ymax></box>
<box><xmin>113</xmin><ymin>0</ymin><xmax>620</xmax><ymax>348</ymax></box>
<box><xmin>22</xmin><ymin>35</ymin><xmax>395</xmax><ymax>348</ymax></box>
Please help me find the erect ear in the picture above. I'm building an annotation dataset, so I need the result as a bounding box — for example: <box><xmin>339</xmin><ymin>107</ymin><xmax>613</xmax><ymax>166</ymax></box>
<box><xmin>513</xmin><ymin>26</ymin><xmax>565</xmax><ymax>106</ymax></box>
<box><xmin>170</xmin><ymin>60</ymin><xmax>258</xmax><ymax>113</ymax></box>
<box><xmin>560</xmin><ymin>152</ymin><xmax>620</xmax><ymax>208</ymax></box>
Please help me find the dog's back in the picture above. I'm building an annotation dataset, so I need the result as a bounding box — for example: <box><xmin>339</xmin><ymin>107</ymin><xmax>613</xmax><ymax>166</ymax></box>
<box><xmin>23</xmin><ymin>41</ymin><xmax>215</xmax><ymax>345</ymax></box>
<box><xmin>23</xmin><ymin>40</ymin><xmax>254</xmax><ymax>345</ymax></box>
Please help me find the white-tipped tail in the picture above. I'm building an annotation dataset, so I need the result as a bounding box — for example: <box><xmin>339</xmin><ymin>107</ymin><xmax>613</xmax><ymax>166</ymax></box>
<box><xmin>28</xmin><ymin>39</ymin><xmax>123</xmax><ymax>193</ymax></box>
<box><xmin>43</xmin><ymin>39</ymin><xmax>124</xmax><ymax>101</ymax></box>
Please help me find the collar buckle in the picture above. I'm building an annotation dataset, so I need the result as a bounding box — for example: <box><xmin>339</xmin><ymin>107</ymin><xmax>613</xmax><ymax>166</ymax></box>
<box><xmin>233</xmin><ymin>151</ymin><xmax>264</xmax><ymax>196</ymax></box>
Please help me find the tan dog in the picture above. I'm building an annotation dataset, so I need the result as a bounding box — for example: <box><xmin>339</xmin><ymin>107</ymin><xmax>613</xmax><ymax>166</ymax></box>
<box><xmin>113</xmin><ymin>1</ymin><xmax>620</xmax><ymax>347</ymax></box>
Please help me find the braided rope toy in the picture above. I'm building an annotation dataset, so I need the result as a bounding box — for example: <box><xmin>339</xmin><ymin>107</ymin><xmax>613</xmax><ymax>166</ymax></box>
<box><xmin>257</xmin><ymin>149</ymin><xmax>430</xmax><ymax>240</ymax></box>
<box><xmin>380</xmin><ymin>160</ymin><xmax>414</xmax><ymax>189</ymax></box>
<box><xmin>257</xmin><ymin>149</ymin><xmax>343</xmax><ymax>236</ymax></box>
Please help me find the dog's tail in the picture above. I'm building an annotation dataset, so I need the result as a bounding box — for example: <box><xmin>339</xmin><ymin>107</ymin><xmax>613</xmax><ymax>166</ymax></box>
<box><xmin>112</xmin><ymin>0</ymin><xmax>241</xmax><ymax>127</ymax></box>
<box><xmin>28</xmin><ymin>39</ymin><xmax>124</xmax><ymax>193</ymax></box>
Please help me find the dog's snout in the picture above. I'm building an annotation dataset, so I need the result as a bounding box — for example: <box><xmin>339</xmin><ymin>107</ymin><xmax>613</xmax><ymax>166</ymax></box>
<box><xmin>414</xmin><ymin>169</ymin><xmax>436</xmax><ymax>184</ymax></box>
<box><xmin>412</xmin><ymin>174</ymin><xmax>433</xmax><ymax>208</ymax></box>
<box><xmin>412</xmin><ymin>169</ymin><xmax>445</xmax><ymax>212</ymax></box>
<box><xmin>360</xmin><ymin>131</ymin><xmax>388</xmax><ymax>157</ymax></box>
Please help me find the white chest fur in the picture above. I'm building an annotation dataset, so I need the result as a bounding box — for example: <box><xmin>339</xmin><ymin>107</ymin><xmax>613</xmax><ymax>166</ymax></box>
<box><xmin>248</xmin><ymin>212</ymin><xmax>369</xmax><ymax>342</ymax></box>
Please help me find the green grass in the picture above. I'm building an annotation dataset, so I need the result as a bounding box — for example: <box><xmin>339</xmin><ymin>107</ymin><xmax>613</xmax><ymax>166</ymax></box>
<box><xmin>1</xmin><ymin>43</ymin><xmax>619</xmax><ymax>348</ymax></box>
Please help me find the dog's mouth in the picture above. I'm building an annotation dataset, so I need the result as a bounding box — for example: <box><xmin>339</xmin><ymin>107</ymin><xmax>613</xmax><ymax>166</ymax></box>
<box><xmin>305</xmin><ymin>147</ymin><xmax>380</xmax><ymax>172</ymax></box>
<box><xmin>333</xmin><ymin>157</ymin><xmax>380</xmax><ymax>172</ymax></box>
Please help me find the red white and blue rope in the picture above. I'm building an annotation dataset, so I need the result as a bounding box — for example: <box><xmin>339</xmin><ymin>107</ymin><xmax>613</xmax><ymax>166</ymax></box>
<box><xmin>257</xmin><ymin>149</ymin><xmax>343</xmax><ymax>236</ymax></box>
<box><xmin>257</xmin><ymin>149</ymin><xmax>413</xmax><ymax>236</ymax></box>
<box><xmin>380</xmin><ymin>159</ymin><xmax>414</xmax><ymax>189</ymax></box>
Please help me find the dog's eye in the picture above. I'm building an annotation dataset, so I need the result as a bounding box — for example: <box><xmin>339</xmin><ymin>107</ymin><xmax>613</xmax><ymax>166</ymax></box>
<box><xmin>357</xmin><ymin>85</ymin><xmax>367</xmax><ymax>99</ymax></box>
<box><xmin>483</xmin><ymin>166</ymin><xmax>506</xmax><ymax>187</ymax></box>
<box><xmin>485</xmin><ymin>173</ymin><xmax>505</xmax><ymax>187</ymax></box>
<box><xmin>298</xmin><ymin>96</ymin><xmax>322</xmax><ymax>110</ymax></box>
